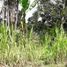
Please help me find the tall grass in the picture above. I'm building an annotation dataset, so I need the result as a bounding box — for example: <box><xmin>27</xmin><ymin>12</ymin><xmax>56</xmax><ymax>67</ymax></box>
<box><xmin>0</xmin><ymin>24</ymin><xmax>67</xmax><ymax>66</ymax></box>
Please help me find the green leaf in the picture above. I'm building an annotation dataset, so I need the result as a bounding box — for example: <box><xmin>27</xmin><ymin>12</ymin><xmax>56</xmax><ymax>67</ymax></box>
<box><xmin>20</xmin><ymin>0</ymin><xmax>29</xmax><ymax>10</ymax></box>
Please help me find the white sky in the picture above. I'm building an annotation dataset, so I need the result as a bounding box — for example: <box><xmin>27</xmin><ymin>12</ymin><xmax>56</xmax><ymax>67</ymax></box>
<box><xmin>30</xmin><ymin>0</ymin><xmax>35</xmax><ymax>5</ymax></box>
<box><xmin>25</xmin><ymin>0</ymin><xmax>37</xmax><ymax>23</ymax></box>
<box><xmin>0</xmin><ymin>0</ymin><xmax>4</xmax><ymax>12</ymax></box>
<box><xmin>50</xmin><ymin>0</ymin><xmax>62</xmax><ymax>4</ymax></box>
<box><xmin>25</xmin><ymin>5</ymin><xmax>38</xmax><ymax>23</ymax></box>
<box><xmin>50</xmin><ymin>0</ymin><xmax>57</xmax><ymax>4</ymax></box>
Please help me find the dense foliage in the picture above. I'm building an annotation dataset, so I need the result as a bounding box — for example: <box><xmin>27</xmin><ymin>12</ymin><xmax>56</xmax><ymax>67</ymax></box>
<box><xmin>28</xmin><ymin>0</ymin><xmax>67</xmax><ymax>33</ymax></box>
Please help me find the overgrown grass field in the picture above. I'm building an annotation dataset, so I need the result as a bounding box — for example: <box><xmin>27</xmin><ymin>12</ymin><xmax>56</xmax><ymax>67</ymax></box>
<box><xmin>0</xmin><ymin>24</ymin><xmax>67</xmax><ymax>67</ymax></box>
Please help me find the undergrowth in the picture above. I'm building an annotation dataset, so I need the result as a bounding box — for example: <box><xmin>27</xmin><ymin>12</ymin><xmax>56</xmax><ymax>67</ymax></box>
<box><xmin>0</xmin><ymin>24</ymin><xmax>67</xmax><ymax>66</ymax></box>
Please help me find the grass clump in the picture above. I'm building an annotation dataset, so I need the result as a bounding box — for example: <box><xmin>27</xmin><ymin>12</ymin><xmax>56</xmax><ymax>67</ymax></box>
<box><xmin>0</xmin><ymin>24</ymin><xmax>67</xmax><ymax>67</ymax></box>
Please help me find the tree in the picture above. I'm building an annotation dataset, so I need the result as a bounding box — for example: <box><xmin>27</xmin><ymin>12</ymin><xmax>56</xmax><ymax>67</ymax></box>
<box><xmin>27</xmin><ymin>0</ymin><xmax>67</xmax><ymax>34</ymax></box>
<box><xmin>1</xmin><ymin>0</ymin><xmax>19</xmax><ymax>30</ymax></box>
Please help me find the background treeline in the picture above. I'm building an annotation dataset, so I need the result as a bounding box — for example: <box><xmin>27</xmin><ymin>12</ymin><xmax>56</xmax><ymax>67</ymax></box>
<box><xmin>0</xmin><ymin>0</ymin><xmax>67</xmax><ymax>33</ymax></box>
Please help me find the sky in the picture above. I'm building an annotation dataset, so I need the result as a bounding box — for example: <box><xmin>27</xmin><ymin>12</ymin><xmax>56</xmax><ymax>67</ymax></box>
<box><xmin>25</xmin><ymin>4</ymin><xmax>38</xmax><ymax>23</ymax></box>
<box><xmin>30</xmin><ymin>0</ymin><xmax>35</xmax><ymax>5</ymax></box>
<box><xmin>25</xmin><ymin>0</ymin><xmax>37</xmax><ymax>23</ymax></box>
<box><xmin>0</xmin><ymin>0</ymin><xmax>4</xmax><ymax>12</ymax></box>
<box><xmin>50</xmin><ymin>0</ymin><xmax>57</xmax><ymax>4</ymax></box>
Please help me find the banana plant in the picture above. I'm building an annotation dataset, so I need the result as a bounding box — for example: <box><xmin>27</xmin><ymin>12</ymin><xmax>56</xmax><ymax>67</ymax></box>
<box><xmin>20</xmin><ymin>0</ymin><xmax>29</xmax><ymax>10</ymax></box>
<box><xmin>19</xmin><ymin>0</ymin><xmax>29</xmax><ymax>34</ymax></box>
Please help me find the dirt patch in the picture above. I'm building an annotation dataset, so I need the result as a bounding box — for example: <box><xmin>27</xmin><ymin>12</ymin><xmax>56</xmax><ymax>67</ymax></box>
<box><xmin>0</xmin><ymin>61</ymin><xmax>67</xmax><ymax>67</ymax></box>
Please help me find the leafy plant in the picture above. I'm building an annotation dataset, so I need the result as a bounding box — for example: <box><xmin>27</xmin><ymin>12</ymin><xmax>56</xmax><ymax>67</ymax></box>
<box><xmin>19</xmin><ymin>0</ymin><xmax>30</xmax><ymax>34</ymax></box>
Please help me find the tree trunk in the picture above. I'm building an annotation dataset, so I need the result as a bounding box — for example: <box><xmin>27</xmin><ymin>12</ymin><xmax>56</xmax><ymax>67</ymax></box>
<box><xmin>23</xmin><ymin>10</ymin><xmax>26</xmax><ymax>35</ymax></box>
<box><xmin>7</xmin><ymin>1</ymin><xmax>10</xmax><ymax>29</ymax></box>
<box><xmin>15</xmin><ymin>0</ymin><xmax>19</xmax><ymax>30</ymax></box>
<box><xmin>61</xmin><ymin>0</ymin><xmax>65</xmax><ymax>28</ymax></box>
